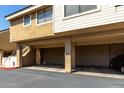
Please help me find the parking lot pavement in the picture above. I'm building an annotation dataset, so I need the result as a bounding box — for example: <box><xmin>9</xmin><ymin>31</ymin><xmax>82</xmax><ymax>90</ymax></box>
<box><xmin>0</xmin><ymin>68</ymin><xmax>124</xmax><ymax>88</ymax></box>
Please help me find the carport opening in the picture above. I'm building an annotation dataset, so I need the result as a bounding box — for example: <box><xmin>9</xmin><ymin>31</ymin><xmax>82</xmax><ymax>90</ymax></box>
<box><xmin>38</xmin><ymin>47</ymin><xmax>65</xmax><ymax>69</ymax></box>
<box><xmin>75</xmin><ymin>44</ymin><xmax>124</xmax><ymax>75</ymax></box>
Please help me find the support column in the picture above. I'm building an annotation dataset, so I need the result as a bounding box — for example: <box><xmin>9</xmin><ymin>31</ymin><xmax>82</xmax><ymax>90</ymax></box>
<box><xmin>0</xmin><ymin>50</ymin><xmax>3</xmax><ymax>67</ymax></box>
<box><xmin>72</xmin><ymin>42</ymin><xmax>75</xmax><ymax>70</ymax></box>
<box><xmin>16</xmin><ymin>44</ymin><xmax>22</xmax><ymax>67</ymax></box>
<box><xmin>36</xmin><ymin>48</ymin><xmax>41</xmax><ymax>65</ymax></box>
<box><xmin>65</xmin><ymin>39</ymin><xmax>75</xmax><ymax>73</ymax></box>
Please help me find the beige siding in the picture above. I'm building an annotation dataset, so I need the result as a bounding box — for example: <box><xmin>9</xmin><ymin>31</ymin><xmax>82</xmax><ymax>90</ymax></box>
<box><xmin>54</xmin><ymin>5</ymin><xmax>124</xmax><ymax>33</ymax></box>
<box><xmin>0</xmin><ymin>30</ymin><xmax>16</xmax><ymax>51</ymax></box>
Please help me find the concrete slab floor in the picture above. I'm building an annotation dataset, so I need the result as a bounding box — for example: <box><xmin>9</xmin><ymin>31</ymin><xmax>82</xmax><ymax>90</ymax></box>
<box><xmin>22</xmin><ymin>66</ymin><xmax>124</xmax><ymax>79</ymax></box>
<box><xmin>73</xmin><ymin>66</ymin><xmax>124</xmax><ymax>79</ymax></box>
<box><xmin>73</xmin><ymin>71</ymin><xmax>124</xmax><ymax>80</ymax></box>
<box><xmin>22</xmin><ymin>66</ymin><xmax>65</xmax><ymax>73</ymax></box>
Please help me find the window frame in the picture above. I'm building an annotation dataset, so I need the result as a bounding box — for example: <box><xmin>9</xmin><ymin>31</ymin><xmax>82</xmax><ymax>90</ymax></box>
<box><xmin>36</xmin><ymin>6</ymin><xmax>53</xmax><ymax>26</ymax></box>
<box><xmin>63</xmin><ymin>5</ymin><xmax>101</xmax><ymax>20</ymax></box>
<box><xmin>23</xmin><ymin>14</ymin><xmax>32</xmax><ymax>27</ymax></box>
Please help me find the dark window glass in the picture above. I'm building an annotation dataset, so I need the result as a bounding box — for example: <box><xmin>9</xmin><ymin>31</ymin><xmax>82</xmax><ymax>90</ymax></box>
<box><xmin>65</xmin><ymin>5</ymin><xmax>79</xmax><ymax>17</ymax></box>
<box><xmin>44</xmin><ymin>7</ymin><xmax>52</xmax><ymax>21</ymax></box>
<box><xmin>37</xmin><ymin>6</ymin><xmax>52</xmax><ymax>24</ymax></box>
<box><xmin>64</xmin><ymin>5</ymin><xmax>97</xmax><ymax>17</ymax></box>
<box><xmin>79</xmin><ymin>5</ymin><xmax>97</xmax><ymax>13</ymax></box>
<box><xmin>37</xmin><ymin>10</ymin><xmax>45</xmax><ymax>24</ymax></box>
<box><xmin>24</xmin><ymin>15</ymin><xmax>30</xmax><ymax>26</ymax></box>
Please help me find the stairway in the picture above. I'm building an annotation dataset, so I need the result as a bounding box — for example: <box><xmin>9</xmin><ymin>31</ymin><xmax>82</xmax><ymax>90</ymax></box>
<box><xmin>22</xmin><ymin>46</ymin><xmax>31</xmax><ymax>57</ymax></box>
<box><xmin>2</xmin><ymin>45</ymin><xmax>31</xmax><ymax>68</ymax></box>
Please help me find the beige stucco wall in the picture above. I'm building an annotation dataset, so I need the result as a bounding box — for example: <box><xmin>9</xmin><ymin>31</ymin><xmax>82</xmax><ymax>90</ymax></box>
<box><xmin>10</xmin><ymin>6</ymin><xmax>54</xmax><ymax>42</ymax></box>
<box><xmin>0</xmin><ymin>30</ymin><xmax>16</xmax><ymax>51</ymax></box>
<box><xmin>76</xmin><ymin>45</ymin><xmax>109</xmax><ymax>67</ymax></box>
<box><xmin>40</xmin><ymin>47</ymin><xmax>64</xmax><ymax>65</ymax></box>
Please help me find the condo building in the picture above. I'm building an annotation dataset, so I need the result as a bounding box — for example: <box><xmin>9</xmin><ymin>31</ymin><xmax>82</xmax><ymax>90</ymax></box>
<box><xmin>0</xmin><ymin>5</ymin><xmax>124</xmax><ymax>73</ymax></box>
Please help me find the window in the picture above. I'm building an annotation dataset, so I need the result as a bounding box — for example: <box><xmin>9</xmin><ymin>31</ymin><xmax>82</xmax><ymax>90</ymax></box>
<box><xmin>37</xmin><ymin>6</ymin><xmax>52</xmax><ymax>24</ymax></box>
<box><xmin>23</xmin><ymin>14</ymin><xmax>31</xmax><ymax>26</ymax></box>
<box><xmin>37</xmin><ymin>10</ymin><xmax>45</xmax><ymax>24</ymax></box>
<box><xmin>79</xmin><ymin>5</ymin><xmax>97</xmax><ymax>13</ymax></box>
<box><xmin>64</xmin><ymin>5</ymin><xmax>79</xmax><ymax>17</ymax></box>
<box><xmin>64</xmin><ymin>5</ymin><xmax>97</xmax><ymax>17</ymax></box>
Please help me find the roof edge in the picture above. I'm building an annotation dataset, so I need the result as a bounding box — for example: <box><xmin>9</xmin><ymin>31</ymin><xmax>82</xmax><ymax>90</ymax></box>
<box><xmin>0</xmin><ymin>28</ymin><xmax>9</xmax><ymax>33</ymax></box>
<box><xmin>5</xmin><ymin>5</ymin><xmax>43</xmax><ymax>20</ymax></box>
<box><xmin>5</xmin><ymin>5</ymin><xmax>33</xmax><ymax>18</ymax></box>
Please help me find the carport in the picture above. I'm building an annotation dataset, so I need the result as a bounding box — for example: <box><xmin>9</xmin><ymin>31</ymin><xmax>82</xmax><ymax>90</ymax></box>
<box><xmin>75</xmin><ymin>44</ymin><xmax>124</xmax><ymax>70</ymax></box>
<box><xmin>36</xmin><ymin>47</ymin><xmax>65</xmax><ymax>68</ymax></box>
<box><xmin>20</xmin><ymin>37</ymin><xmax>66</xmax><ymax>72</ymax></box>
<box><xmin>40</xmin><ymin>47</ymin><xmax>64</xmax><ymax>66</ymax></box>
<box><xmin>73</xmin><ymin>28</ymin><xmax>124</xmax><ymax>74</ymax></box>
<box><xmin>17</xmin><ymin>28</ymin><xmax>124</xmax><ymax>73</ymax></box>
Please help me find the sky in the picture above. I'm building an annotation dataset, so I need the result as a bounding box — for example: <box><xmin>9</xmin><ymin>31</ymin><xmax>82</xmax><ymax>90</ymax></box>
<box><xmin>0</xmin><ymin>5</ymin><xmax>27</xmax><ymax>30</ymax></box>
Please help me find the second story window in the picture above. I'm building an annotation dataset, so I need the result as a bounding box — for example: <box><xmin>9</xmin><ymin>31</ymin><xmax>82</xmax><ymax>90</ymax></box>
<box><xmin>23</xmin><ymin>14</ymin><xmax>31</xmax><ymax>26</ymax></box>
<box><xmin>37</xmin><ymin>6</ymin><xmax>52</xmax><ymax>24</ymax></box>
<box><xmin>64</xmin><ymin>5</ymin><xmax>97</xmax><ymax>17</ymax></box>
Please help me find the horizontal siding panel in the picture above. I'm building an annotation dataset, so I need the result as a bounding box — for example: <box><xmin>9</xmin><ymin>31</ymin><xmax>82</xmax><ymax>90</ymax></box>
<box><xmin>54</xmin><ymin>5</ymin><xmax>124</xmax><ymax>33</ymax></box>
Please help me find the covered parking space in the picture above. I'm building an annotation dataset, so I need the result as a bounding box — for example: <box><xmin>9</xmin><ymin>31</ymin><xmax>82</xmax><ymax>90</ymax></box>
<box><xmin>17</xmin><ymin>24</ymin><xmax>124</xmax><ymax>73</ymax></box>
<box><xmin>73</xmin><ymin>28</ymin><xmax>124</xmax><ymax>74</ymax></box>
<box><xmin>39</xmin><ymin>47</ymin><xmax>64</xmax><ymax>67</ymax></box>
<box><xmin>18</xmin><ymin>37</ymin><xmax>66</xmax><ymax>72</ymax></box>
<box><xmin>76</xmin><ymin>44</ymin><xmax>124</xmax><ymax>67</ymax></box>
<box><xmin>75</xmin><ymin>44</ymin><xmax>124</xmax><ymax>74</ymax></box>
<box><xmin>34</xmin><ymin>38</ymin><xmax>65</xmax><ymax>70</ymax></box>
<box><xmin>21</xmin><ymin>40</ymin><xmax>124</xmax><ymax>74</ymax></box>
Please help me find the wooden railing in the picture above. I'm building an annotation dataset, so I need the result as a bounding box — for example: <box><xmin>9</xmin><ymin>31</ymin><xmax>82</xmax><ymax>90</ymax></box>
<box><xmin>22</xmin><ymin>46</ymin><xmax>31</xmax><ymax>57</ymax></box>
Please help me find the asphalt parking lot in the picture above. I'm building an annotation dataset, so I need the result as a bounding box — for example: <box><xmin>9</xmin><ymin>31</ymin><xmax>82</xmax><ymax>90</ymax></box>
<box><xmin>0</xmin><ymin>68</ymin><xmax>124</xmax><ymax>88</ymax></box>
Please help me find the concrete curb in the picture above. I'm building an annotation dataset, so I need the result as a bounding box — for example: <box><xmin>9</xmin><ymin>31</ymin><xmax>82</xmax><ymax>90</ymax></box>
<box><xmin>0</xmin><ymin>67</ymin><xmax>19</xmax><ymax>70</ymax></box>
<box><xmin>73</xmin><ymin>71</ymin><xmax>124</xmax><ymax>79</ymax></box>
